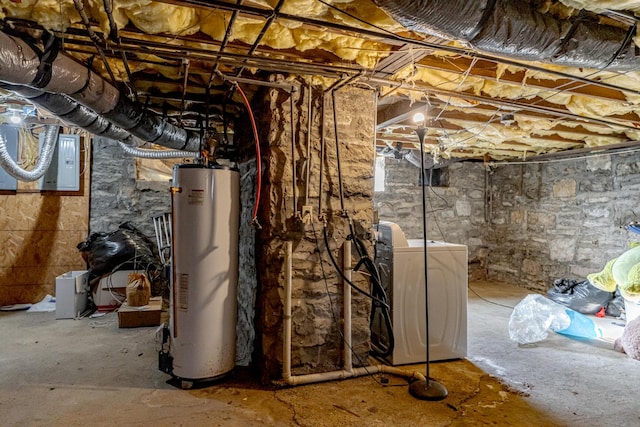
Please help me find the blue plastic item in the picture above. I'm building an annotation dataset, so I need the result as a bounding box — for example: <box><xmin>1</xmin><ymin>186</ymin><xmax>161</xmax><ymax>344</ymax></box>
<box><xmin>554</xmin><ymin>309</ymin><xmax>602</xmax><ymax>339</ymax></box>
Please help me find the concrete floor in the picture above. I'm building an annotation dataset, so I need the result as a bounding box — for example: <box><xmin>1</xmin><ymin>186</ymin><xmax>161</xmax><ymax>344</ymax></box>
<box><xmin>1</xmin><ymin>280</ymin><xmax>639</xmax><ymax>426</ymax></box>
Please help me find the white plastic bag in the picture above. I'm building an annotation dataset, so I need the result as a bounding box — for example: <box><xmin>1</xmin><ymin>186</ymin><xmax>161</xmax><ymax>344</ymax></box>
<box><xmin>508</xmin><ymin>294</ymin><xmax>571</xmax><ymax>344</ymax></box>
<box><xmin>509</xmin><ymin>294</ymin><xmax>603</xmax><ymax>344</ymax></box>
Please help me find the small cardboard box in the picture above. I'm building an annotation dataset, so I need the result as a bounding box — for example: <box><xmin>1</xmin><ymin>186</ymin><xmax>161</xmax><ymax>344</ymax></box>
<box><xmin>55</xmin><ymin>270</ymin><xmax>89</xmax><ymax>319</ymax></box>
<box><xmin>93</xmin><ymin>270</ymin><xmax>136</xmax><ymax>311</ymax></box>
<box><xmin>118</xmin><ymin>297</ymin><xmax>162</xmax><ymax>328</ymax></box>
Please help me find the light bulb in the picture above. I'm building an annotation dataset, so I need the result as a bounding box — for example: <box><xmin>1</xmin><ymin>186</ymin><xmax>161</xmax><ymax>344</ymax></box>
<box><xmin>9</xmin><ymin>112</ymin><xmax>21</xmax><ymax>124</ymax></box>
<box><xmin>413</xmin><ymin>112</ymin><xmax>425</xmax><ymax>125</ymax></box>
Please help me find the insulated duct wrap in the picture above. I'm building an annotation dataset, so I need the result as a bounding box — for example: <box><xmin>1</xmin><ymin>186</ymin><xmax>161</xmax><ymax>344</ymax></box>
<box><xmin>0</xmin><ymin>124</ymin><xmax>59</xmax><ymax>181</ymax></box>
<box><xmin>375</xmin><ymin>0</ymin><xmax>640</xmax><ymax>71</ymax></box>
<box><xmin>1</xmin><ymin>84</ymin><xmax>135</xmax><ymax>144</ymax></box>
<box><xmin>47</xmin><ymin>54</ymin><xmax>105</xmax><ymax>97</ymax></box>
<box><xmin>0</xmin><ymin>31</ymin><xmax>201</xmax><ymax>151</ymax></box>
<box><xmin>0</xmin><ymin>33</ymin><xmax>39</xmax><ymax>85</ymax></box>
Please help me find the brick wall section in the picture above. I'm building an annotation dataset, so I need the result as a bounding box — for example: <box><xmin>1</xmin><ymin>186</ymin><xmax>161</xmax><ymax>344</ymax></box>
<box><xmin>255</xmin><ymin>85</ymin><xmax>375</xmax><ymax>381</ymax></box>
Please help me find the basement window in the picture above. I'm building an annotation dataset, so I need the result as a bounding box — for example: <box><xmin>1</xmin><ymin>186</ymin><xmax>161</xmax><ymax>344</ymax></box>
<box><xmin>419</xmin><ymin>167</ymin><xmax>448</xmax><ymax>187</ymax></box>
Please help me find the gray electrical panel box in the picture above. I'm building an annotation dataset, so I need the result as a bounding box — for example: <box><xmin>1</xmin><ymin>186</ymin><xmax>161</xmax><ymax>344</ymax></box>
<box><xmin>38</xmin><ymin>133</ymin><xmax>80</xmax><ymax>191</ymax></box>
<box><xmin>0</xmin><ymin>125</ymin><xmax>18</xmax><ymax>191</ymax></box>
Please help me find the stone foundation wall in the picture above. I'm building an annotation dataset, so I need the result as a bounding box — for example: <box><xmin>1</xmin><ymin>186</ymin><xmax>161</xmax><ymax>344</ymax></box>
<box><xmin>374</xmin><ymin>157</ymin><xmax>488</xmax><ymax>280</ymax></box>
<box><xmin>374</xmin><ymin>152</ymin><xmax>640</xmax><ymax>291</ymax></box>
<box><xmin>486</xmin><ymin>153</ymin><xmax>640</xmax><ymax>291</ymax></box>
<box><xmin>256</xmin><ymin>85</ymin><xmax>375</xmax><ymax>381</ymax></box>
<box><xmin>90</xmin><ymin>137</ymin><xmax>170</xmax><ymax>237</ymax></box>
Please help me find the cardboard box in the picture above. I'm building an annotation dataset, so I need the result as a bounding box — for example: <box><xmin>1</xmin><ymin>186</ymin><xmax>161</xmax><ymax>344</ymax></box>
<box><xmin>118</xmin><ymin>297</ymin><xmax>162</xmax><ymax>328</ymax></box>
<box><xmin>93</xmin><ymin>270</ymin><xmax>136</xmax><ymax>311</ymax></box>
<box><xmin>55</xmin><ymin>271</ymin><xmax>89</xmax><ymax>319</ymax></box>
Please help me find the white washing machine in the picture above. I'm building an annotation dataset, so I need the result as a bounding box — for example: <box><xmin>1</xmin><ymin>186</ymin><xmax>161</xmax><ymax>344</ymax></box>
<box><xmin>373</xmin><ymin>221</ymin><xmax>468</xmax><ymax>365</ymax></box>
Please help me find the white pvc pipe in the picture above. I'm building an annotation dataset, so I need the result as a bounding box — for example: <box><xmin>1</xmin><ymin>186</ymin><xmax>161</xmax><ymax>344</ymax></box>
<box><xmin>283</xmin><ymin>241</ymin><xmax>293</xmax><ymax>383</ymax></box>
<box><xmin>282</xmin><ymin>240</ymin><xmax>425</xmax><ymax>386</ymax></box>
<box><xmin>343</xmin><ymin>241</ymin><xmax>352</xmax><ymax>373</ymax></box>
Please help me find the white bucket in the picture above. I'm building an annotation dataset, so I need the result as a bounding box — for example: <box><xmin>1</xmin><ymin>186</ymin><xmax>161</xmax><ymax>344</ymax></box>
<box><xmin>624</xmin><ymin>299</ymin><xmax>640</xmax><ymax>323</ymax></box>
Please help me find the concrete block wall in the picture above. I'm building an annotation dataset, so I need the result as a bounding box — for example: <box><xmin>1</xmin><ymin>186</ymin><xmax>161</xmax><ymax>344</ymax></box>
<box><xmin>255</xmin><ymin>84</ymin><xmax>375</xmax><ymax>380</ymax></box>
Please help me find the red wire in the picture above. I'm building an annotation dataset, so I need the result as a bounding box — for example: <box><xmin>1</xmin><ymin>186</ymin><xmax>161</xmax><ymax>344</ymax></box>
<box><xmin>236</xmin><ymin>84</ymin><xmax>261</xmax><ymax>223</ymax></box>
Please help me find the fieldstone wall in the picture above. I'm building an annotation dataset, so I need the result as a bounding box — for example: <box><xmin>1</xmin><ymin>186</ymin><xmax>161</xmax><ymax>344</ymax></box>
<box><xmin>486</xmin><ymin>153</ymin><xmax>640</xmax><ymax>291</ymax></box>
<box><xmin>90</xmin><ymin>136</ymin><xmax>170</xmax><ymax>237</ymax></box>
<box><xmin>374</xmin><ymin>157</ymin><xmax>488</xmax><ymax>279</ymax></box>
<box><xmin>374</xmin><ymin>152</ymin><xmax>640</xmax><ymax>291</ymax></box>
<box><xmin>255</xmin><ymin>85</ymin><xmax>375</xmax><ymax>381</ymax></box>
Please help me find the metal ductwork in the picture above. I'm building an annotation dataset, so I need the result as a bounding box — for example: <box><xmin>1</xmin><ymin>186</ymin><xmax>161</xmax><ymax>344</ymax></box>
<box><xmin>0</xmin><ymin>31</ymin><xmax>201</xmax><ymax>151</ymax></box>
<box><xmin>0</xmin><ymin>124</ymin><xmax>59</xmax><ymax>181</ymax></box>
<box><xmin>0</xmin><ymin>83</ymin><xmax>136</xmax><ymax>143</ymax></box>
<box><xmin>375</xmin><ymin>0</ymin><xmax>640</xmax><ymax>71</ymax></box>
<box><xmin>377</xmin><ymin>146</ymin><xmax>457</xmax><ymax>169</ymax></box>
<box><xmin>1</xmin><ymin>84</ymin><xmax>196</xmax><ymax>160</ymax></box>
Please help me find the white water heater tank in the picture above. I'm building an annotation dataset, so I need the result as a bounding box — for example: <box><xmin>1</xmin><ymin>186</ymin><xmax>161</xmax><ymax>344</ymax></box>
<box><xmin>170</xmin><ymin>164</ymin><xmax>240</xmax><ymax>381</ymax></box>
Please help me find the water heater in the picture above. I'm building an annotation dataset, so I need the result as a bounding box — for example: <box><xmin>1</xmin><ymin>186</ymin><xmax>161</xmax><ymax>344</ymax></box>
<box><xmin>166</xmin><ymin>164</ymin><xmax>240</xmax><ymax>385</ymax></box>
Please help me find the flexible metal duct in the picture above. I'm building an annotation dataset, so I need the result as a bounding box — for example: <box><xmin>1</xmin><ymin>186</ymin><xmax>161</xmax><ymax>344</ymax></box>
<box><xmin>117</xmin><ymin>140</ymin><xmax>196</xmax><ymax>159</ymax></box>
<box><xmin>0</xmin><ymin>31</ymin><xmax>201</xmax><ymax>151</ymax></box>
<box><xmin>0</xmin><ymin>124</ymin><xmax>59</xmax><ymax>181</ymax></box>
<box><xmin>404</xmin><ymin>150</ymin><xmax>457</xmax><ymax>169</ymax></box>
<box><xmin>375</xmin><ymin>0</ymin><xmax>640</xmax><ymax>71</ymax></box>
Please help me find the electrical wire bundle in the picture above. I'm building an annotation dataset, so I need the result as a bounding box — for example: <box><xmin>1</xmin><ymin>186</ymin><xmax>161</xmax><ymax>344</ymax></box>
<box><xmin>321</xmin><ymin>220</ymin><xmax>395</xmax><ymax>359</ymax></box>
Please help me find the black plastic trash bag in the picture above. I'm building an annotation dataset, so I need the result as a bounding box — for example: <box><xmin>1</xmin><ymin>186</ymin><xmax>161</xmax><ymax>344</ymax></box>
<box><xmin>606</xmin><ymin>290</ymin><xmax>625</xmax><ymax>318</ymax></box>
<box><xmin>547</xmin><ymin>278</ymin><xmax>614</xmax><ymax>315</ymax></box>
<box><xmin>77</xmin><ymin>222</ymin><xmax>166</xmax><ymax>296</ymax></box>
